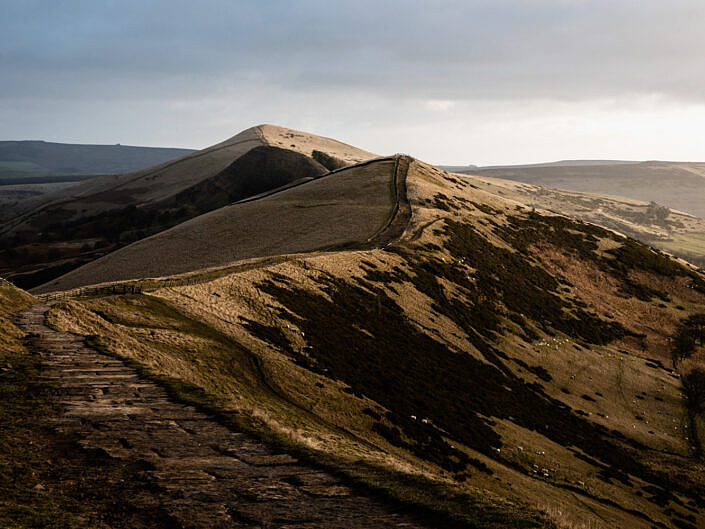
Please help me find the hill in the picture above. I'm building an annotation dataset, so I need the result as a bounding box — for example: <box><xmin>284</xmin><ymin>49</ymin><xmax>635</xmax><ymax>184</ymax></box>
<box><xmin>35</xmin><ymin>156</ymin><xmax>404</xmax><ymax>293</ymax></box>
<box><xmin>0</xmin><ymin>125</ymin><xmax>377</xmax><ymax>289</ymax></box>
<box><xmin>41</xmin><ymin>157</ymin><xmax>705</xmax><ymax>528</ymax></box>
<box><xmin>461</xmin><ymin>161</ymin><xmax>705</xmax><ymax>219</ymax></box>
<box><xmin>463</xmin><ymin>173</ymin><xmax>705</xmax><ymax>267</ymax></box>
<box><xmin>0</xmin><ymin>141</ymin><xmax>197</xmax><ymax>220</ymax></box>
<box><xmin>0</xmin><ymin>140</ymin><xmax>195</xmax><ymax>178</ymax></box>
<box><xmin>438</xmin><ymin>160</ymin><xmax>638</xmax><ymax>172</ymax></box>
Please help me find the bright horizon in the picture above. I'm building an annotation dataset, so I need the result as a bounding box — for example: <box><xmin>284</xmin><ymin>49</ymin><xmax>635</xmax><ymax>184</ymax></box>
<box><xmin>2</xmin><ymin>1</ymin><xmax>705</xmax><ymax>166</ymax></box>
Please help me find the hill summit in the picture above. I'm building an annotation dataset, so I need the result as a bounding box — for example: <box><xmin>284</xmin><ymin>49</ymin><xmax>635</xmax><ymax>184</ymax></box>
<box><xmin>0</xmin><ymin>125</ymin><xmax>378</xmax><ymax>289</ymax></box>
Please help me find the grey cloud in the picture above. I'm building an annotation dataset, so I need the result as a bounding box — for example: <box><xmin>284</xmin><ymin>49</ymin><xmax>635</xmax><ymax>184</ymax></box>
<box><xmin>2</xmin><ymin>0</ymin><xmax>705</xmax><ymax>102</ymax></box>
<box><xmin>2</xmin><ymin>0</ymin><xmax>705</xmax><ymax>166</ymax></box>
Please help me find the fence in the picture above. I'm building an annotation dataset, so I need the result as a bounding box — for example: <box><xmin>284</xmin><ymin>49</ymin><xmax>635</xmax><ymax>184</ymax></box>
<box><xmin>36</xmin><ymin>253</ymin><xmax>298</xmax><ymax>302</ymax></box>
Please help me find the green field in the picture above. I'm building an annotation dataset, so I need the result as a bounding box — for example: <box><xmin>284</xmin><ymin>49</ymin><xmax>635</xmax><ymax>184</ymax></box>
<box><xmin>658</xmin><ymin>232</ymin><xmax>705</xmax><ymax>255</ymax></box>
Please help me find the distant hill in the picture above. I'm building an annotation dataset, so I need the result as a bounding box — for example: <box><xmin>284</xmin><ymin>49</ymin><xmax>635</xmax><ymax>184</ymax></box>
<box><xmin>0</xmin><ymin>140</ymin><xmax>195</xmax><ymax>180</ymax></box>
<box><xmin>0</xmin><ymin>125</ymin><xmax>378</xmax><ymax>289</ymax></box>
<box><xmin>437</xmin><ymin>164</ymin><xmax>478</xmax><ymax>172</ymax></box>
<box><xmin>461</xmin><ymin>161</ymin><xmax>705</xmax><ymax>218</ymax></box>
<box><xmin>462</xmin><ymin>173</ymin><xmax>705</xmax><ymax>267</ymax></box>
<box><xmin>438</xmin><ymin>160</ymin><xmax>638</xmax><ymax>173</ymax></box>
<box><xmin>481</xmin><ymin>159</ymin><xmax>639</xmax><ymax>170</ymax></box>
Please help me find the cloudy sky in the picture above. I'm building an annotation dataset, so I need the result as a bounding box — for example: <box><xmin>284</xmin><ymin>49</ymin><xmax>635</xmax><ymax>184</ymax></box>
<box><xmin>2</xmin><ymin>0</ymin><xmax>704</xmax><ymax>165</ymax></box>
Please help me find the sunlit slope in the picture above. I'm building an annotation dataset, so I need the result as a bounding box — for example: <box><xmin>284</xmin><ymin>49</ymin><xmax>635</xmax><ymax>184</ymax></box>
<box><xmin>0</xmin><ymin>279</ymin><xmax>35</xmax><ymax>353</ymax></box>
<box><xmin>5</xmin><ymin>124</ymin><xmax>376</xmax><ymax>221</ymax></box>
<box><xmin>463</xmin><ymin>161</ymin><xmax>705</xmax><ymax>218</ymax></box>
<box><xmin>50</xmin><ymin>159</ymin><xmax>705</xmax><ymax>528</ymax></box>
<box><xmin>36</xmin><ymin>158</ymin><xmax>398</xmax><ymax>293</ymax></box>
<box><xmin>2</xmin><ymin>125</ymin><xmax>379</xmax><ymax>290</ymax></box>
<box><xmin>464</xmin><ymin>172</ymin><xmax>705</xmax><ymax>266</ymax></box>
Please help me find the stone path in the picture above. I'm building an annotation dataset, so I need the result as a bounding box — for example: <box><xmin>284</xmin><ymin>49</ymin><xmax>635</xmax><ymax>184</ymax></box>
<box><xmin>19</xmin><ymin>304</ymin><xmax>431</xmax><ymax>528</ymax></box>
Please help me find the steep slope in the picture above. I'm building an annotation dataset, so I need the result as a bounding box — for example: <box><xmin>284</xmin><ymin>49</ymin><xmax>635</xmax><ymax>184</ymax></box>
<box><xmin>1</xmin><ymin>125</ymin><xmax>378</xmax><ymax>289</ymax></box>
<box><xmin>48</xmin><ymin>158</ymin><xmax>705</xmax><ymax>528</ymax></box>
<box><xmin>0</xmin><ymin>278</ymin><xmax>35</xmax><ymax>353</ymax></box>
<box><xmin>462</xmin><ymin>161</ymin><xmax>705</xmax><ymax>218</ymax></box>
<box><xmin>464</xmin><ymin>173</ymin><xmax>705</xmax><ymax>267</ymax></box>
<box><xmin>35</xmin><ymin>157</ymin><xmax>401</xmax><ymax>293</ymax></box>
<box><xmin>3</xmin><ymin>125</ymin><xmax>376</xmax><ymax>222</ymax></box>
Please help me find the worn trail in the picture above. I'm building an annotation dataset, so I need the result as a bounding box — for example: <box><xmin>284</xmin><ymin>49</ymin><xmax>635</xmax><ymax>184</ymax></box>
<box><xmin>19</xmin><ymin>303</ymin><xmax>430</xmax><ymax>528</ymax></box>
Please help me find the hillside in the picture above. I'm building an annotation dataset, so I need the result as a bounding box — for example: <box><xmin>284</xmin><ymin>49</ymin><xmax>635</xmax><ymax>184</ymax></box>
<box><xmin>0</xmin><ymin>141</ymin><xmax>197</xmax><ymax>222</ymax></box>
<box><xmin>0</xmin><ymin>125</ymin><xmax>378</xmax><ymax>290</ymax></box>
<box><xmin>0</xmin><ymin>140</ymin><xmax>195</xmax><ymax>178</ymax></box>
<box><xmin>438</xmin><ymin>160</ymin><xmax>638</xmax><ymax>173</ymax></box>
<box><xmin>462</xmin><ymin>161</ymin><xmax>705</xmax><ymax>219</ymax></box>
<box><xmin>463</xmin><ymin>173</ymin><xmax>705</xmax><ymax>267</ymax></box>
<box><xmin>0</xmin><ymin>279</ymin><xmax>35</xmax><ymax>353</ymax></box>
<box><xmin>42</xmin><ymin>157</ymin><xmax>705</xmax><ymax>528</ymax></box>
<box><xmin>35</xmin><ymin>156</ymin><xmax>403</xmax><ymax>293</ymax></box>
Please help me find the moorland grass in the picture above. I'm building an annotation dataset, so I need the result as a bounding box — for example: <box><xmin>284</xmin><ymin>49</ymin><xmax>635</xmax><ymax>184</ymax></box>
<box><xmin>73</xmin><ymin>295</ymin><xmax>555</xmax><ymax>529</ymax></box>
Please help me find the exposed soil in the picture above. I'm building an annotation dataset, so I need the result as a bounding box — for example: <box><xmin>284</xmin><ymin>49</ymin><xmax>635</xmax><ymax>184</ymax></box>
<box><xmin>18</xmin><ymin>303</ymin><xmax>435</xmax><ymax>528</ymax></box>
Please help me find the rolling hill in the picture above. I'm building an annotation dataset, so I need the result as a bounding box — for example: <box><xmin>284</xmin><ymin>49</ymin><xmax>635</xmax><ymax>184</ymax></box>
<box><xmin>0</xmin><ymin>141</ymin><xmax>197</xmax><ymax>223</ymax></box>
<box><xmin>0</xmin><ymin>125</ymin><xmax>377</xmax><ymax>289</ymax></box>
<box><xmin>0</xmin><ymin>140</ymin><xmax>195</xmax><ymax>178</ymax></box>
<box><xmin>33</xmin><ymin>155</ymin><xmax>705</xmax><ymax>528</ymax></box>
<box><xmin>462</xmin><ymin>173</ymin><xmax>705</xmax><ymax>267</ymax></box>
<box><xmin>35</xmin><ymin>156</ymin><xmax>404</xmax><ymax>293</ymax></box>
<box><xmin>461</xmin><ymin>161</ymin><xmax>705</xmax><ymax>219</ymax></box>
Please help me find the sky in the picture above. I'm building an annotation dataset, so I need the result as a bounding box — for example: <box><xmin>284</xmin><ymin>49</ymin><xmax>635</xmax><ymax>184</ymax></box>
<box><xmin>2</xmin><ymin>0</ymin><xmax>705</xmax><ymax>165</ymax></box>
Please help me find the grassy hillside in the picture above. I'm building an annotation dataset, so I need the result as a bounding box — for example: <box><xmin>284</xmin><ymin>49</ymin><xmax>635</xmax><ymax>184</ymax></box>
<box><xmin>463</xmin><ymin>161</ymin><xmax>705</xmax><ymax>219</ymax></box>
<box><xmin>47</xmin><ymin>159</ymin><xmax>705</xmax><ymax>528</ymax></box>
<box><xmin>0</xmin><ymin>279</ymin><xmax>34</xmax><ymax>352</ymax></box>
<box><xmin>34</xmin><ymin>157</ymin><xmax>400</xmax><ymax>293</ymax></box>
<box><xmin>464</xmin><ymin>174</ymin><xmax>705</xmax><ymax>267</ymax></box>
<box><xmin>0</xmin><ymin>125</ymin><xmax>378</xmax><ymax>290</ymax></box>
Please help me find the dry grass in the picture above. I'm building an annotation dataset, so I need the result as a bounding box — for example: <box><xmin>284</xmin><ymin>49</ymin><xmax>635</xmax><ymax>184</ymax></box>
<box><xmin>0</xmin><ymin>280</ymin><xmax>35</xmax><ymax>353</ymax></box>
<box><xmin>536</xmin><ymin>245</ymin><xmax>685</xmax><ymax>360</ymax></box>
<box><xmin>464</xmin><ymin>172</ymin><xmax>705</xmax><ymax>265</ymax></box>
<box><xmin>465</xmin><ymin>161</ymin><xmax>705</xmax><ymax>219</ymax></box>
<box><xmin>258</xmin><ymin>124</ymin><xmax>377</xmax><ymax>165</ymax></box>
<box><xmin>35</xmin><ymin>158</ymin><xmax>398</xmax><ymax>293</ymax></box>
<box><xmin>45</xmin><ymin>158</ymin><xmax>705</xmax><ymax>529</ymax></box>
<box><xmin>539</xmin><ymin>504</ymin><xmax>605</xmax><ymax>529</ymax></box>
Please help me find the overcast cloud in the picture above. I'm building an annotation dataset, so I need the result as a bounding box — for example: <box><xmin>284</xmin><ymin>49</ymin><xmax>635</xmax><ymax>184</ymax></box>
<box><xmin>1</xmin><ymin>0</ymin><xmax>704</xmax><ymax>164</ymax></box>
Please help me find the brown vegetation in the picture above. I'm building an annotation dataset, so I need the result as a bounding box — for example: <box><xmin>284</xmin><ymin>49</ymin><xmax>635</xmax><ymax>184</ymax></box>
<box><xmin>0</xmin><ymin>125</ymin><xmax>378</xmax><ymax>289</ymax></box>
<box><xmin>41</xmin><ymin>157</ymin><xmax>705</xmax><ymax>528</ymax></box>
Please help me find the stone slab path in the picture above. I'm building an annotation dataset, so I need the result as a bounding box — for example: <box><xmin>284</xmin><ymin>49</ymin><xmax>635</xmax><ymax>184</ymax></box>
<box><xmin>19</xmin><ymin>304</ymin><xmax>431</xmax><ymax>528</ymax></box>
